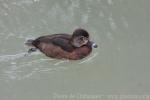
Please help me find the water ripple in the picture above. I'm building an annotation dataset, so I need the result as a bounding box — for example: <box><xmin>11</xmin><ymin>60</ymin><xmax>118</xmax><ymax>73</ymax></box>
<box><xmin>0</xmin><ymin>52</ymin><xmax>26</xmax><ymax>62</ymax></box>
<box><xmin>0</xmin><ymin>51</ymin><xmax>98</xmax><ymax>81</ymax></box>
<box><xmin>79</xmin><ymin>52</ymin><xmax>99</xmax><ymax>64</ymax></box>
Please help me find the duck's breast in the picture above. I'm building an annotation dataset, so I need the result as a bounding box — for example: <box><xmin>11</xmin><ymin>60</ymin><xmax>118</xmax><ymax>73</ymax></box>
<box><xmin>68</xmin><ymin>46</ymin><xmax>92</xmax><ymax>60</ymax></box>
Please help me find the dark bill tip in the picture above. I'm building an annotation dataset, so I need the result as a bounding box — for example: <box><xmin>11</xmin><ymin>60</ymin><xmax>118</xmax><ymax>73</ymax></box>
<box><xmin>91</xmin><ymin>42</ymin><xmax>98</xmax><ymax>48</ymax></box>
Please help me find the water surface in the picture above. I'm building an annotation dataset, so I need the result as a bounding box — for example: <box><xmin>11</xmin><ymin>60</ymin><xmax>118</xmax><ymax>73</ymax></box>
<box><xmin>0</xmin><ymin>0</ymin><xmax>150</xmax><ymax>100</ymax></box>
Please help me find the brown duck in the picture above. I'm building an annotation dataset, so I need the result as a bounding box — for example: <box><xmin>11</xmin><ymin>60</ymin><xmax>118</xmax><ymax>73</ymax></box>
<box><xmin>25</xmin><ymin>28</ymin><xmax>97</xmax><ymax>60</ymax></box>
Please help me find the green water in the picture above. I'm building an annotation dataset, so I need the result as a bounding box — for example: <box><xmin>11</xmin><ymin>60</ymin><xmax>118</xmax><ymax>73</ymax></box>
<box><xmin>0</xmin><ymin>0</ymin><xmax>150</xmax><ymax>100</ymax></box>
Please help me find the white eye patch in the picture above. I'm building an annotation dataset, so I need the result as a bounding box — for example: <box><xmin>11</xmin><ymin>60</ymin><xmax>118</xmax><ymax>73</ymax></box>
<box><xmin>72</xmin><ymin>36</ymin><xmax>89</xmax><ymax>47</ymax></box>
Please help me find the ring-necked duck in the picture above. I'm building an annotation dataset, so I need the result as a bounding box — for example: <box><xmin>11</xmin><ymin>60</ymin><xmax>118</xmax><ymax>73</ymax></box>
<box><xmin>25</xmin><ymin>28</ymin><xmax>97</xmax><ymax>60</ymax></box>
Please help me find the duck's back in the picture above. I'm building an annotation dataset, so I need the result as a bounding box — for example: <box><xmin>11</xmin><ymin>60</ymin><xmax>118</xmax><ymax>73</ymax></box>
<box><xmin>31</xmin><ymin>34</ymin><xmax>74</xmax><ymax>58</ymax></box>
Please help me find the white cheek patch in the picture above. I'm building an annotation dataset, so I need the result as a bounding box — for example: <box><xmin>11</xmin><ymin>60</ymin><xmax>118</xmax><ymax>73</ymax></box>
<box><xmin>83</xmin><ymin>40</ymin><xmax>88</xmax><ymax>45</ymax></box>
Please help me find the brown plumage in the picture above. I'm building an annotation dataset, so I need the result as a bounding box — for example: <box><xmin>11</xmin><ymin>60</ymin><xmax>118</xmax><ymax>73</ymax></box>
<box><xmin>25</xmin><ymin>28</ymin><xmax>97</xmax><ymax>60</ymax></box>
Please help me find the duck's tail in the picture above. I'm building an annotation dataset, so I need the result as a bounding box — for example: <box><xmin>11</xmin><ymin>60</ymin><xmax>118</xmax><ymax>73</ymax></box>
<box><xmin>25</xmin><ymin>39</ymin><xmax>34</xmax><ymax>47</ymax></box>
<box><xmin>24</xmin><ymin>39</ymin><xmax>37</xmax><ymax>56</ymax></box>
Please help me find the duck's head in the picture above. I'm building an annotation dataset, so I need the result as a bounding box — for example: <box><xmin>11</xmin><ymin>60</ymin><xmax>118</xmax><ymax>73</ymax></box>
<box><xmin>71</xmin><ymin>28</ymin><xmax>98</xmax><ymax>48</ymax></box>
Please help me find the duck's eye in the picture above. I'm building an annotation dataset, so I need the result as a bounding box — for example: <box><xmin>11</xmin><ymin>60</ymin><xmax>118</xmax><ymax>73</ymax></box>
<box><xmin>79</xmin><ymin>36</ymin><xmax>85</xmax><ymax>41</ymax></box>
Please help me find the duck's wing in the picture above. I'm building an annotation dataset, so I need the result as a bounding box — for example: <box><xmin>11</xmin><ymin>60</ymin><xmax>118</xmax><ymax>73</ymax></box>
<box><xmin>34</xmin><ymin>34</ymin><xmax>71</xmax><ymax>42</ymax></box>
<box><xmin>32</xmin><ymin>34</ymin><xmax>74</xmax><ymax>52</ymax></box>
<box><xmin>52</xmin><ymin>37</ymin><xmax>75</xmax><ymax>52</ymax></box>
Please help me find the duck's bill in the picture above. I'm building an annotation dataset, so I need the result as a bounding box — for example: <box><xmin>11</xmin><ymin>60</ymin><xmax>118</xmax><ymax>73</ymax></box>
<box><xmin>91</xmin><ymin>41</ymin><xmax>98</xmax><ymax>48</ymax></box>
